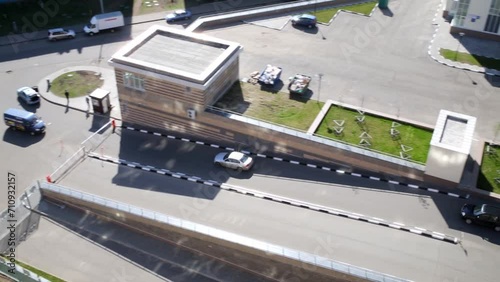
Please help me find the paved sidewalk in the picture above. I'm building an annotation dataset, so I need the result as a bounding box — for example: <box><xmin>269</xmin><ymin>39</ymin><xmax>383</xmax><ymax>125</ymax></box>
<box><xmin>428</xmin><ymin>0</ymin><xmax>500</xmax><ymax>76</ymax></box>
<box><xmin>37</xmin><ymin>66</ymin><xmax>122</xmax><ymax>120</ymax></box>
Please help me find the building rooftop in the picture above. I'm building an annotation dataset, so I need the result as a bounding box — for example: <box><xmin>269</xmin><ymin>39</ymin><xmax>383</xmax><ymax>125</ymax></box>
<box><xmin>109</xmin><ymin>25</ymin><xmax>242</xmax><ymax>85</ymax></box>
<box><xmin>431</xmin><ymin>110</ymin><xmax>477</xmax><ymax>154</ymax></box>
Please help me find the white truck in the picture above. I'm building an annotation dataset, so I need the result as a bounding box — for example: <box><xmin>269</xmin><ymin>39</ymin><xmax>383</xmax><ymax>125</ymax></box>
<box><xmin>84</xmin><ymin>11</ymin><xmax>124</xmax><ymax>36</ymax></box>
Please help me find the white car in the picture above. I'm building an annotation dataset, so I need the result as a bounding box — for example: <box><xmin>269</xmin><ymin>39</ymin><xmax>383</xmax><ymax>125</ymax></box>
<box><xmin>48</xmin><ymin>28</ymin><xmax>76</xmax><ymax>41</ymax></box>
<box><xmin>214</xmin><ymin>151</ymin><xmax>254</xmax><ymax>171</ymax></box>
<box><xmin>17</xmin><ymin>87</ymin><xmax>40</xmax><ymax>105</ymax></box>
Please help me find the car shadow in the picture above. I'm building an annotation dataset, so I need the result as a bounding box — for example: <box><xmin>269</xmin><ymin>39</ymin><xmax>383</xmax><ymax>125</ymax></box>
<box><xmin>291</xmin><ymin>25</ymin><xmax>319</xmax><ymax>34</ymax></box>
<box><xmin>288</xmin><ymin>89</ymin><xmax>313</xmax><ymax>103</ymax></box>
<box><xmin>17</xmin><ymin>97</ymin><xmax>40</xmax><ymax>112</ymax></box>
<box><xmin>259</xmin><ymin>79</ymin><xmax>284</xmax><ymax>93</ymax></box>
<box><xmin>2</xmin><ymin>128</ymin><xmax>45</xmax><ymax>147</ymax></box>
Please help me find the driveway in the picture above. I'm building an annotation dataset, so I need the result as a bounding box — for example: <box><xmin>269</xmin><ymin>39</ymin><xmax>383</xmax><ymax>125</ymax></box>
<box><xmin>204</xmin><ymin>0</ymin><xmax>500</xmax><ymax>140</ymax></box>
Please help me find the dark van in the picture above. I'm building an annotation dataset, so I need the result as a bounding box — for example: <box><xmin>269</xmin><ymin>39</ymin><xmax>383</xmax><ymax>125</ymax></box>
<box><xmin>4</xmin><ymin>108</ymin><xmax>46</xmax><ymax>135</ymax></box>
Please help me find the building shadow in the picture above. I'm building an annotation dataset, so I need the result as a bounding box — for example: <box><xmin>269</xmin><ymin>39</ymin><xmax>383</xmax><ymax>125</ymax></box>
<box><xmin>380</xmin><ymin>7</ymin><xmax>394</xmax><ymax>17</ymax></box>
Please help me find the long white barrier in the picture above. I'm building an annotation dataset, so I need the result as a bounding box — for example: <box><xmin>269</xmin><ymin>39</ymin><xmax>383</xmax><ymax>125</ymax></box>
<box><xmin>40</xmin><ymin>181</ymin><xmax>413</xmax><ymax>282</ymax></box>
<box><xmin>80</xmin><ymin>121</ymin><xmax>112</xmax><ymax>154</ymax></box>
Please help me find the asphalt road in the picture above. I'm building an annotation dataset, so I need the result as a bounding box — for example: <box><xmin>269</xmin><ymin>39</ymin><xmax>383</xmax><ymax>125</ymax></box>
<box><xmin>0</xmin><ymin>18</ymin><xmax>180</xmax><ymax>210</ymax></box>
<box><xmin>57</xmin><ymin>128</ymin><xmax>500</xmax><ymax>282</ymax></box>
<box><xmin>204</xmin><ymin>0</ymin><xmax>500</xmax><ymax>140</ymax></box>
<box><xmin>1</xmin><ymin>0</ymin><xmax>499</xmax><ymax>281</ymax></box>
<box><xmin>59</xmin><ymin>154</ymin><xmax>500</xmax><ymax>282</ymax></box>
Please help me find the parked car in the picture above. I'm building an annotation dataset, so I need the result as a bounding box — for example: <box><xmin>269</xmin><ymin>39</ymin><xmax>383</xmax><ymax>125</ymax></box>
<box><xmin>461</xmin><ymin>203</ymin><xmax>500</xmax><ymax>231</ymax></box>
<box><xmin>48</xmin><ymin>28</ymin><xmax>76</xmax><ymax>41</ymax></box>
<box><xmin>291</xmin><ymin>14</ymin><xmax>317</xmax><ymax>28</ymax></box>
<box><xmin>17</xmin><ymin>87</ymin><xmax>40</xmax><ymax>105</ymax></box>
<box><xmin>214</xmin><ymin>151</ymin><xmax>254</xmax><ymax>171</ymax></box>
<box><xmin>165</xmin><ymin>9</ymin><xmax>192</xmax><ymax>23</ymax></box>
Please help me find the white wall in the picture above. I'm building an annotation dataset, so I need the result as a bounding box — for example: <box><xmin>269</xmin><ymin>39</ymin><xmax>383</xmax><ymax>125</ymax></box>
<box><xmin>460</xmin><ymin>0</ymin><xmax>491</xmax><ymax>31</ymax></box>
<box><xmin>425</xmin><ymin>145</ymin><xmax>468</xmax><ymax>183</ymax></box>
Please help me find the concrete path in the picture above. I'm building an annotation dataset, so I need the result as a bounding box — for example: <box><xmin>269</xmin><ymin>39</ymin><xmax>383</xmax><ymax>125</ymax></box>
<box><xmin>428</xmin><ymin>0</ymin><xmax>500</xmax><ymax>76</ymax></box>
<box><xmin>37</xmin><ymin>66</ymin><xmax>122</xmax><ymax>120</ymax></box>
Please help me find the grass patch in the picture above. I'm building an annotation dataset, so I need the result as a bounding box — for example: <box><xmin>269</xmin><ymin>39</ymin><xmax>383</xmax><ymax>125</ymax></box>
<box><xmin>138</xmin><ymin>0</ymin><xmax>184</xmax><ymax>16</ymax></box>
<box><xmin>0</xmin><ymin>256</ymin><xmax>66</xmax><ymax>282</ymax></box>
<box><xmin>51</xmin><ymin>71</ymin><xmax>104</xmax><ymax>98</ymax></box>
<box><xmin>311</xmin><ymin>1</ymin><xmax>377</xmax><ymax>23</ymax></box>
<box><xmin>315</xmin><ymin>106</ymin><xmax>432</xmax><ymax>163</ymax></box>
<box><xmin>440</xmin><ymin>49</ymin><xmax>500</xmax><ymax>70</ymax></box>
<box><xmin>477</xmin><ymin>144</ymin><xmax>500</xmax><ymax>194</ymax></box>
<box><xmin>214</xmin><ymin>82</ymin><xmax>322</xmax><ymax>131</ymax></box>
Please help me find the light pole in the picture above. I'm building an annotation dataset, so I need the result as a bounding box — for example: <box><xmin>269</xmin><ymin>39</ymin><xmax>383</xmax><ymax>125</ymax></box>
<box><xmin>99</xmin><ymin>0</ymin><xmax>105</xmax><ymax>13</ymax></box>
<box><xmin>456</xmin><ymin>32</ymin><xmax>465</xmax><ymax>60</ymax></box>
<box><xmin>316</xmin><ymin>73</ymin><xmax>323</xmax><ymax>102</ymax></box>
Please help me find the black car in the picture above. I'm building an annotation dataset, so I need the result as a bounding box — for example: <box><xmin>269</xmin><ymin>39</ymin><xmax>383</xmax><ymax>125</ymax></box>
<box><xmin>461</xmin><ymin>203</ymin><xmax>500</xmax><ymax>231</ymax></box>
<box><xmin>291</xmin><ymin>14</ymin><xmax>317</xmax><ymax>28</ymax></box>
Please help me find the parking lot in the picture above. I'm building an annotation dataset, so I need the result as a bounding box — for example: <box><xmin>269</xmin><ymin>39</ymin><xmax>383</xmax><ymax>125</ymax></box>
<box><xmin>205</xmin><ymin>0</ymin><xmax>500</xmax><ymax>139</ymax></box>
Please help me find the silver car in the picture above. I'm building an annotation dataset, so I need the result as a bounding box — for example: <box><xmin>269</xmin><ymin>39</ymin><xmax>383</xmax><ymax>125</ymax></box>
<box><xmin>48</xmin><ymin>28</ymin><xmax>76</xmax><ymax>41</ymax></box>
<box><xmin>17</xmin><ymin>87</ymin><xmax>40</xmax><ymax>105</ymax></box>
<box><xmin>214</xmin><ymin>151</ymin><xmax>254</xmax><ymax>171</ymax></box>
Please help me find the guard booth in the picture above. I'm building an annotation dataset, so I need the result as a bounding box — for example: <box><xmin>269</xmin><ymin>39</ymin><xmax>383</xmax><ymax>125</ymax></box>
<box><xmin>89</xmin><ymin>88</ymin><xmax>111</xmax><ymax>114</ymax></box>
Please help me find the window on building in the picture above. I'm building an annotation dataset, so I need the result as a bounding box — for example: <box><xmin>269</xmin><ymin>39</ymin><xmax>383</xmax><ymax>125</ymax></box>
<box><xmin>455</xmin><ymin>0</ymin><xmax>471</xmax><ymax>27</ymax></box>
<box><xmin>484</xmin><ymin>0</ymin><xmax>500</xmax><ymax>33</ymax></box>
<box><xmin>123</xmin><ymin>72</ymin><xmax>145</xmax><ymax>91</ymax></box>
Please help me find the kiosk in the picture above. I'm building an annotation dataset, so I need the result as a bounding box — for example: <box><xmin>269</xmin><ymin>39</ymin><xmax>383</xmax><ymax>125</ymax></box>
<box><xmin>89</xmin><ymin>88</ymin><xmax>111</xmax><ymax>114</ymax></box>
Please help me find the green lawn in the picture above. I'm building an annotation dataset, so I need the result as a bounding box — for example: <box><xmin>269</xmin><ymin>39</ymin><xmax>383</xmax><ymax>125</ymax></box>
<box><xmin>139</xmin><ymin>0</ymin><xmax>184</xmax><ymax>15</ymax></box>
<box><xmin>311</xmin><ymin>1</ymin><xmax>378</xmax><ymax>23</ymax></box>
<box><xmin>51</xmin><ymin>71</ymin><xmax>104</xmax><ymax>98</ymax></box>
<box><xmin>214</xmin><ymin>82</ymin><xmax>323</xmax><ymax>131</ymax></box>
<box><xmin>477</xmin><ymin>143</ymin><xmax>500</xmax><ymax>194</ymax></box>
<box><xmin>315</xmin><ymin>106</ymin><xmax>432</xmax><ymax>163</ymax></box>
<box><xmin>440</xmin><ymin>49</ymin><xmax>500</xmax><ymax>70</ymax></box>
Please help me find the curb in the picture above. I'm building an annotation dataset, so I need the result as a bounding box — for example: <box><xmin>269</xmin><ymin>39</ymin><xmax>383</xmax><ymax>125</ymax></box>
<box><xmin>123</xmin><ymin>125</ymin><xmax>470</xmax><ymax>200</ymax></box>
<box><xmin>36</xmin><ymin>67</ymin><xmax>123</xmax><ymax>121</ymax></box>
<box><xmin>428</xmin><ymin>2</ymin><xmax>500</xmax><ymax>76</ymax></box>
<box><xmin>88</xmin><ymin>152</ymin><xmax>459</xmax><ymax>244</ymax></box>
<box><xmin>321</xmin><ymin>1</ymin><xmax>378</xmax><ymax>26</ymax></box>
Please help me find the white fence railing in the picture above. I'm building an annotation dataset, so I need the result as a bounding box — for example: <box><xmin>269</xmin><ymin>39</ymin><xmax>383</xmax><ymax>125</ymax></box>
<box><xmin>48</xmin><ymin>147</ymin><xmax>86</xmax><ymax>184</ymax></box>
<box><xmin>48</xmin><ymin>121</ymin><xmax>112</xmax><ymax>183</ymax></box>
<box><xmin>0</xmin><ymin>256</ymin><xmax>51</xmax><ymax>282</ymax></box>
<box><xmin>0</xmin><ymin>185</ymin><xmax>41</xmax><ymax>255</ymax></box>
<box><xmin>80</xmin><ymin>121</ymin><xmax>112</xmax><ymax>154</ymax></box>
<box><xmin>40</xmin><ymin>181</ymin><xmax>413</xmax><ymax>282</ymax></box>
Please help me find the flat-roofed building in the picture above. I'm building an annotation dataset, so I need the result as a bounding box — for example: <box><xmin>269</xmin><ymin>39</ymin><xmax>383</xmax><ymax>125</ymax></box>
<box><xmin>109</xmin><ymin>25</ymin><xmax>242</xmax><ymax>131</ymax></box>
<box><xmin>444</xmin><ymin>0</ymin><xmax>500</xmax><ymax>40</ymax></box>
